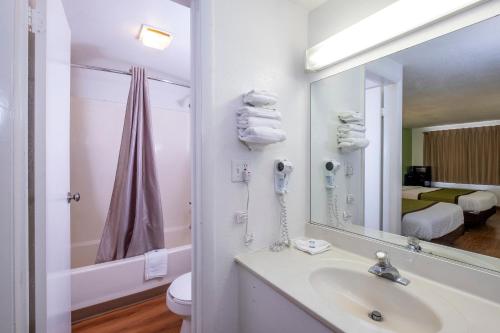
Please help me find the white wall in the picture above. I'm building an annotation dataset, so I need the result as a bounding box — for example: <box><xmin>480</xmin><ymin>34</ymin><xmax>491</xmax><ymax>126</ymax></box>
<box><xmin>70</xmin><ymin>68</ymin><xmax>191</xmax><ymax>267</ymax></box>
<box><xmin>195</xmin><ymin>1</ymin><xmax>309</xmax><ymax>332</ymax></box>
<box><xmin>364</xmin><ymin>86</ymin><xmax>382</xmax><ymax>231</ymax></box>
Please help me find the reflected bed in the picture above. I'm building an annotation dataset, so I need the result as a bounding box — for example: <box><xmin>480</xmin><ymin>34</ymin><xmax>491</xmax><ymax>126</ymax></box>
<box><xmin>402</xmin><ymin>186</ymin><xmax>498</xmax><ymax>227</ymax></box>
<box><xmin>402</xmin><ymin>198</ymin><xmax>464</xmax><ymax>244</ymax></box>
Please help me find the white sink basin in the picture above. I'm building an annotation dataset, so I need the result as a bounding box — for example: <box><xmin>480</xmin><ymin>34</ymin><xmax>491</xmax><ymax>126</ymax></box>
<box><xmin>309</xmin><ymin>260</ymin><xmax>464</xmax><ymax>333</ymax></box>
<box><xmin>237</xmin><ymin>247</ymin><xmax>500</xmax><ymax>333</ymax></box>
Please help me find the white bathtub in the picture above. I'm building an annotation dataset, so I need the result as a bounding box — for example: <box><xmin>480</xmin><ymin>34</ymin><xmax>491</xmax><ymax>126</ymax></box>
<box><xmin>71</xmin><ymin>244</ymin><xmax>191</xmax><ymax>310</ymax></box>
<box><xmin>71</xmin><ymin>227</ymin><xmax>191</xmax><ymax>310</ymax></box>
<box><xmin>71</xmin><ymin>226</ymin><xmax>191</xmax><ymax>268</ymax></box>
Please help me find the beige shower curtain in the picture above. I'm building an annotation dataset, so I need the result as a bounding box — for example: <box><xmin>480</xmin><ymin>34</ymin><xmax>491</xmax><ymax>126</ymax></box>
<box><xmin>423</xmin><ymin>125</ymin><xmax>500</xmax><ymax>185</ymax></box>
<box><xmin>96</xmin><ymin>67</ymin><xmax>165</xmax><ymax>264</ymax></box>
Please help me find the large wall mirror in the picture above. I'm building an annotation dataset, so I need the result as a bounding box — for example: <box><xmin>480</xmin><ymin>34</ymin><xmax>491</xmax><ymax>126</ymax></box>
<box><xmin>310</xmin><ymin>16</ymin><xmax>500</xmax><ymax>272</ymax></box>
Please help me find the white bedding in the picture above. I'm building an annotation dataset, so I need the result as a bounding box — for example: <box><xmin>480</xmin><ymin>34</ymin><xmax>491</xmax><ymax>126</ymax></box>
<box><xmin>402</xmin><ymin>202</ymin><xmax>464</xmax><ymax>241</ymax></box>
<box><xmin>457</xmin><ymin>191</ymin><xmax>498</xmax><ymax>212</ymax></box>
<box><xmin>402</xmin><ymin>186</ymin><xmax>497</xmax><ymax>213</ymax></box>
<box><xmin>402</xmin><ymin>186</ymin><xmax>438</xmax><ymax>200</ymax></box>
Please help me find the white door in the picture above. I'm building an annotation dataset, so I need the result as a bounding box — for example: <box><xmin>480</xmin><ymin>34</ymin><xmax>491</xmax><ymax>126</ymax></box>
<box><xmin>43</xmin><ymin>0</ymin><xmax>71</xmax><ymax>331</ymax></box>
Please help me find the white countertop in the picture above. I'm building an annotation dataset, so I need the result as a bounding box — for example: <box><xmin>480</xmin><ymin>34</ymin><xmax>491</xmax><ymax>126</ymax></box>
<box><xmin>236</xmin><ymin>246</ymin><xmax>500</xmax><ymax>333</ymax></box>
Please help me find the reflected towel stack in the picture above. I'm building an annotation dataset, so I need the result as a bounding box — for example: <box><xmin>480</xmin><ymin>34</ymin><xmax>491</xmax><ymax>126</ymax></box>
<box><xmin>337</xmin><ymin>111</ymin><xmax>369</xmax><ymax>152</ymax></box>
<box><xmin>237</xmin><ymin>90</ymin><xmax>286</xmax><ymax>147</ymax></box>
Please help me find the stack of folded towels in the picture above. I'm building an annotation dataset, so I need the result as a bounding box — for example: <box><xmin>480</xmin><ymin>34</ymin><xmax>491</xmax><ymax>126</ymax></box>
<box><xmin>337</xmin><ymin>111</ymin><xmax>370</xmax><ymax>153</ymax></box>
<box><xmin>237</xmin><ymin>90</ymin><xmax>286</xmax><ymax>148</ymax></box>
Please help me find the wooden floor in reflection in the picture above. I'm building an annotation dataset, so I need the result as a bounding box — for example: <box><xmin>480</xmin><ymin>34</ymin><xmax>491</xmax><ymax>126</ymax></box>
<box><xmin>453</xmin><ymin>208</ymin><xmax>500</xmax><ymax>259</ymax></box>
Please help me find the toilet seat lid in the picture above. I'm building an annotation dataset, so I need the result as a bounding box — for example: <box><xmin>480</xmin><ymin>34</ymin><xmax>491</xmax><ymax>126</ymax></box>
<box><xmin>169</xmin><ymin>272</ymin><xmax>191</xmax><ymax>303</ymax></box>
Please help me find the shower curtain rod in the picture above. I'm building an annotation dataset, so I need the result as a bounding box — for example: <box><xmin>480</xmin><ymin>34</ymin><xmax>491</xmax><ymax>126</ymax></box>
<box><xmin>71</xmin><ymin>63</ymin><xmax>191</xmax><ymax>89</ymax></box>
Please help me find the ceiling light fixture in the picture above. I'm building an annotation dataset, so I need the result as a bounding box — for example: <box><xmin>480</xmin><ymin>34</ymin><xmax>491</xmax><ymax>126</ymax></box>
<box><xmin>306</xmin><ymin>0</ymin><xmax>484</xmax><ymax>71</ymax></box>
<box><xmin>139</xmin><ymin>24</ymin><xmax>173</xmax><ymax>50</ymax></box>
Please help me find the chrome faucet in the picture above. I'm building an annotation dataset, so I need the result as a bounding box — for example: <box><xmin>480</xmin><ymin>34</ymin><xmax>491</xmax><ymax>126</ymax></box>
<box><xmin>368</xmin><ymin>251</ymin><xmax>410</xmax><ymax>286</ymax></box>
<box><xmin>407</xmin><ymin>236</ymin><xmax>422</xmax><ymax>252</ymax></box>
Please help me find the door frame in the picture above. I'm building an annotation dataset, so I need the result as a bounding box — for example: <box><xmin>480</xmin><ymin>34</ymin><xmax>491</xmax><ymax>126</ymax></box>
<box><xmin>14</xmin><ymin>0</ymin><xmax>30</xmax><ymax>328</ymax></box>
<box><xmin>31</xmin><ymin>0</ymin><xmax>49</xmax><ymax>331</ymax></box>
<box><xmin>190</xmin><ymin>1</ymin><xmax>213</xmax><ymax>332</ymax></box>
<box><xmin>3</xmin><ymin>0</ymin><xmax>30</xmax><ymax>332</ymax></box>
<box><xmin>32</xmin><ymin>0</ymin><xmax>74</xmax><ymax>329</ymax></box>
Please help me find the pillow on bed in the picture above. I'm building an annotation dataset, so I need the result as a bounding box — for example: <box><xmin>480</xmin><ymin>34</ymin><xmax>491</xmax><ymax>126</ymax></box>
<box><xmin>402</xmin><ymin>186</ymin><xmax>422</xmax><ymax>191</ymax></box>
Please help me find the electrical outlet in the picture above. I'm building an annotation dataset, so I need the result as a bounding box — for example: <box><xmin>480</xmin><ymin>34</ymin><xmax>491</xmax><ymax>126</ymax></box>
<box><xmin>244</xmin><ymin>233</ymin><xmax>254</xmax><ymax>246</ymax></box>
<box><xmin>235</xmin><ymin>211</ymin><xmax>248</xmax><ymax>224</ymax></box>
<box><xmin>231</xmin><ymin>160</ymin><xmax>250</xmax><ymax>182</ymax></box>
<box><xmin>345</xmin><ymin>162</ymin><xmax>354</xmax><ymax>176</ymax></box>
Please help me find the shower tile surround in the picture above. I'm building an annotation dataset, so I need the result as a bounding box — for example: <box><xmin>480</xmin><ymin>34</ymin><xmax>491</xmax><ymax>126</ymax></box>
<box><xmin>69</xmin><ymin>68</ymin><xmax>192</xmax><ymax>268</ymax></box>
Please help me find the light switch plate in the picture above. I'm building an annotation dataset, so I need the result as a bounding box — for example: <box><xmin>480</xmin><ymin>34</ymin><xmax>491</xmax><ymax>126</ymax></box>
<box><xmin>231</xmin><ymin>160</ymin><xmax>250</xmax><ymax>182</ymax></box>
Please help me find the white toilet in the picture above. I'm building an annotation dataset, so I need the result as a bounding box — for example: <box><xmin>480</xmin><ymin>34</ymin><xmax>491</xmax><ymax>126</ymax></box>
<box><xmin>167</xmin><ymin>272</ymin><xmax>192</xmax><ymax>333</ymax></box>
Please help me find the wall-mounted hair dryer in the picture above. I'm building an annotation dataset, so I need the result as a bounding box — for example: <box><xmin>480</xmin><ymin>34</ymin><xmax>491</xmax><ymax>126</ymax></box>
<box><xmin>274</xmin><ymin>159</ymin><xmax>294</xmax><ymax>194</ymax></box>
<box><xmin>324</xmin><ymin>160</ymin><xmax>341</xmax><ymax>188</ymax></box>
<box><xmin>271</xmin><ymin>158</ymin><xmax>293</xmax><ymax>252</ymax></box>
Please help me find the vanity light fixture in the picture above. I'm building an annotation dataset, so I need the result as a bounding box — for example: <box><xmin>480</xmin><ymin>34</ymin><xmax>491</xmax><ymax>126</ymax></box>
<box><xmin>306</xmin><ymin>0</ymin><xmax>484</xmax><ymax>71</ymax></box>
<box><xmin>139</xmin><ymin>24</ymin><xmax>172</xmax><ymax>50</ymax></box>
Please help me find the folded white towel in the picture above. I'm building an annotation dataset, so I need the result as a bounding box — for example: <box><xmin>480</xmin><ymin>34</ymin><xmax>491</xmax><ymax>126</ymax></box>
<box><xmin>144</xmin><ymin>249</ymin><xmax>168</xmax><ymax>280</ymax></box>
<box><xmin>338</xmin><ymin>123</ymin><xmax>365</xmax><ymax>132</ymax></box>
<box><xmin>338</xmin><ymin>111</ymin><xmax>364</xmax><ymax>123</ymax></box>
<box><xmin>338</xmin><ymin>131</ymin><xmax>365</xmax><ymax>139</ymax></box>
<box><xmin>338</xmin><ymin>138</ymin><xmax>370</xmax><ymax>152</ymax></box>
<box><xmin>239</xmin><ymin>126</ymin><xmax>286</xmax><ymax>144</ymax></box>
<box><xmin>237</xmin><ymin>116</ymin><xmax>282</xmax><ymax>129</ymax></box>
<box><xmin>237</xmin><ymin>106</ymin><xmax>282</xmax><ymax>120</ymax></box>
<box><xmin>243</xmin><ymin>90</ymin><xmax>278</xmax><ymax>107</ymax></box>
<box><xmin>294</xmin><ymin>238</ymin><xmax>331</xmax><ymax>255</ymax></box>
<box><xmin>338</xmin><ymin>137</ymin><xmax>369</xmax><ymax>144</ymax></box>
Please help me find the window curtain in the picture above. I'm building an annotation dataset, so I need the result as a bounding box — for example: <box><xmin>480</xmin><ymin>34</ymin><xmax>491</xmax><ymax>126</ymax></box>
<box><xmin>423</xmin><ymin>125</ymin><xmax>500</xmax><ymax>185</ymax></box>
<box><xmin>95</xmin><ymin>67</ymin><xmax>165</xmax><ymax>264</ymax></box>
